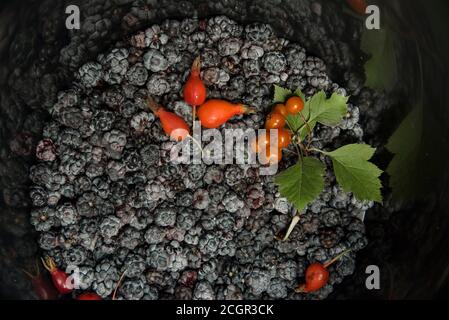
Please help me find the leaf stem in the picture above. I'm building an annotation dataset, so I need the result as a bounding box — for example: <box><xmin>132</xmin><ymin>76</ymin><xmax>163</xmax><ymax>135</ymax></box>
<box><xmin>285</xmin><ymin>118</ymin><xmax>303</xmax><ymax>159</ymax></box>
<box><xmin>281</xmin><ymin>210</ymin><xmax>301</xmax><ymax>241</ymax></box>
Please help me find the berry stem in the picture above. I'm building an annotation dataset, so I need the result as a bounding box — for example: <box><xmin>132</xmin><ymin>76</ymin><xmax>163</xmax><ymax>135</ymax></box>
<box><xmin>112</xmin><ymin>269</ymin><xmax>127</xmax><ymax>300</ymax></box>
<box><xmin>323</xmin><ymin>249</ymin><xmax>352</xmax><ymax>269</ymax></box>
<box><xmin>285</xmin><ymin>118</ymin><xmax>302</xmax><ymax>159</ymax></box>
<box><xmin>282</xmin><ymin>210</ymin><xmax>301</xmax><ymax>241</ymax></box>
<box><xmin>299</xmin><ymin>111</ymin><xmax>313</xmax><ymax>150</ymax></box>
<box><xmin>146</xmin><ymin>96</ymin><xmax>162</xmax><ymax>115</ymax></box>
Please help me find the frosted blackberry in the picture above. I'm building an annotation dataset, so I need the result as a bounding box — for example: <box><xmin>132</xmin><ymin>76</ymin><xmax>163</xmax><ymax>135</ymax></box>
<box><xmin>147</xmin><ymin>74</ymin><xmax>170</xmax><ymax>96</ymax></box>
<box><xmin>119</xmin><ymin>278</ymin><xmax>145</xmax><ymax>300</ymax></box>
<box><xmin>202</xmin><ymin>67</ymin><xmax>230</xmax><ymax>87</ymax></box>
<box><xmin>216</xmin><ymin>213</ymin><xmax>235</xmax><ymax>231</ymax></box>
<box><xmin>85</xmin><ymin>163</ymin><xmax>104</xmax><ymax>179</ymax></box>
<box><xmin>140</xmin><ymin>144</ymin><xmax>160</xmax><ymax>166</ymax></box>
<box><xmin>126</xmin><ymin>63</ymin><xmax>148</xmax><ymax>86</ymax></box>
<box><xmin>193</xmin><ymin>189</ymin><xmax>210</xmax><ymax>210</ymax></box>
<box><xmin>99</xmin><ymin>216</ymin><xmax>121</xmax><ymax>239</ymax></box>
<box><xmin>175</xmin><ymin>286</ymin><xmax>193</xmax><ymax>300</ymax></box>
<box><xmin>77</xmin><ymin>266</ymin><xmax>95</xmax><ymax>290</ymax></box>
<box><xmin>241</xmin><ymin>44</ymin><xmax>264</xmax><ymax>60</ymax></box>
<box><xmin>346</xmin><ymin>231</ymin><xmax>368</xmax><ymax>251</ymax></box>
<box><xmin>144</xmin><ymin>25</ymin><xmax>169</xmax><ymax>49</ymax></box>
<box><xmin>30</xmin><ymin>186</ymin><xmax>49</xmax><ymax>207</ymax></box>
<box><xmin>119</xmin><ymin>227</ymin><xmax>142</xmax><ymax>250</ymax></box>
<box><xmin>180</xmin><ymin>18</ymin><xmax>198</xmax><ymax>35</ymax></box>
<box><xmin>98</xmin><ymin>48</ymin><xmax>129</xmax><ymax>85</ymax></box>
<box><xmin>143</xmin><ymin>49</ymin><xmax>169</xmax><ymax>72</ymax></box>
<box><xmin>198</xmin><ymin>233</ymin><xmax>220</xmax><ymax>255</ymax></box>
<box><xmin>155</xmin><ymin>207</ymin><xmax>177</xmax><ymax>227</ymax></box>
<box><xmin>245</xmin><ymin>23</ymin><xmax>274</xmax><ymax>43</ymax></box>
<box><xmin>130</xmin><ymin>112</ymin><xmax>154</xmax><ymax>133</ymax></box>
<box><xmin>30</xmin><ymin>207</ymin><xmax>57</xmax><ymax>232</ymax></box>
<box><xmin>38</xmin><ymin>232</ymin><xmax>59</xmax><ymax>250</ymax></box>
<box><xmin>106</xmin><ymin>160</ymin><xmax>126</xmax><ymax>182</ymax></box>
<box><xmin>77</xmin><ymin>62</ymin><xmax>104</xmax><ymax>88</ymax></box>
<box><xmin>176</xmin><ymin>210</ymin><xmax>197</xmax><ymax>230</ymax></box>
<box><xmin>266</xmin><ymin>278</ymin><xmax>288</xmax><ymax>299</ymax></box>
<box><xmin>203</xmin><ymin>166</ymin><xmax>224</xmax><ymax>185</ymax></box>
<box><xmin>143</xmin><ymin>286</ymin><xmax>160</xmax><ymax>300</ymax></box>
<box><xmin>102</xmin><ymin>129</ymin><xmax>127</xmax><ymax>160</ymax></box>
<box><xmin>93</xmin><ymin>260</ymin><xmax>120</xmax><ymax>298</ymax></box>
<box><xmin>36</xmin><ymin>139</ymin><xmax>57</xmax><ymax>162</ymax></box>
<box><xmin>102</xmin><ymin>88</ymin><xmax>125</xmax><ymax>109</ymax></box>
<box><xmin>193</xmin><ymin>281</ymin><xmax>215</xmax><ymax>300</ymax></box>
<box><xmin>218</xmin><ymin>38</ymin><xmax>242</xmax><ymax>56</ymax></box>
<box><xmin>146</xmin><ymin>245</ymin><xmax>172</xmax><ymax>271</ymax></box>
<box><xmin>263</xmin><ymin>52</ymin><xmax>287</xmax><ymax>74</ymax></box>
<box><xmin>92</xmin><ymin>110</ymin><xmax>115</xmax><ymax>132</ymax></box>
<box><xmin>243</xmin><ymin>59</ymin><xmax>261</xmax><ymax>77</ymax></box>
<box><xmin>144</xmin><ymin>226</ymin><xmax>166</xmax><ymax>244</ymax></box>
<box><xmin>91</xmin><ymin>177</ymin><xmax>110</xmax><ymax>199</ymax></box>
<box><xmin>245</xmin><ymin>268</ymin><xmax>272</xmax><ymax>295</ymax></box>
<box><xmin>62</xmin><ymin>246</ymin><xmax>87</xmax><ymax>266</ymax></box>
<box><xmin>201</xmin><ymin>48</ymin><xmax>220</xmax><ymax>68</ymax></box>
<box><xmin>198</xmin><ymin>260</ymin><xmax>219</xmax><ymax>283</ymax></box>
<box><xmin>56</xmin><ymin>203</ymin><xmax>79</xmax><ymax>227</ymax></box>
<box><xmin>222</xmin><ymin>192</ymin><xmax>244</xmax><ymax>213</ymax></box>
<box><xmin>321</xmin><ymin>209</ymin><xmax>342</xmax><ymax>227</ymax></box>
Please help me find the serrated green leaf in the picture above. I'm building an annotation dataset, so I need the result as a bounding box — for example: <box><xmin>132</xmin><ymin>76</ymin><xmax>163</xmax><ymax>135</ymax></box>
<box><xmin>294</xmin><ymin>88</ymin><xmax>306</xmax><ymax>101</ymax></box>
<box><xmin>274</xmin><ymin>157</ymin><xmax>325</xmax><ymax>212</ymax></box>
<box><xmin>273</xmin><ymin>85</ymin><xmax>292</xmax><ymax>103</ymax></box>
<box><xmin>287</xmin><ymin>91</ymin><xmax>348</xmax><ymax>140</ymax></box>
<box><xmin>361</xmin><ymin>27</ymin><xmax>397</xmax><ymax>91</ymax></box>
<box><xmin>322</xmin><ymin>144</ymin><xmax>383</xmax><ymax>203</ymax></box>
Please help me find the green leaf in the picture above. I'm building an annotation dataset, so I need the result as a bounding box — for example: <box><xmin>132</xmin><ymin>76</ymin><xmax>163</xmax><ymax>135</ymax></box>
<box><xmin>288</xmin><ymin>91</ymin><xmax>348</xmax><ymax>140</ymax></box>
<box><xmin>274</xmin><ymin>157</ymin><xmax>325</xmax><ymax>212</ymax></box>
<box><xmin>386</xmin><ymin>105</ymin><xmax>423</xmax><ymax>200</ymax></box>
<box><xmin>273</xmin><ymin>85</ymin><xmax>292</xmax><ymax>103</ymax></box>
<box><xmin>321</xmin><ymin>144</ymin><xmax>383</xmax><ymax>203</ymax></box>
<box><xmin>361</xmin><ymin>27</ymin><xmax>397</xmax><ymax>91</ymax></box>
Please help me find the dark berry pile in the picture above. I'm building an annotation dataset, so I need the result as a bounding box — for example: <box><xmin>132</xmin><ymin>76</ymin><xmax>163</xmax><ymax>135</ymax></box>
<box><xmin>28</xmin><ymin>16</ymin><xmax>372</xmax><ymax>300</ymax></box>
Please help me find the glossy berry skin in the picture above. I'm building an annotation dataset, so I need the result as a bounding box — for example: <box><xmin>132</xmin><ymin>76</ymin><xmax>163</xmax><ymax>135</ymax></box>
<box><xmin>286</xmin><ymin>96</ymin><xmax>304</xmax><ymax>114</ymax></box>
<box><xmin>156</xmin><ymin>108</ymin><xmax>190</xmax><ymax>141</ymax></box>
<box><xmin>273</xmin><ymin>104</ymin><xmax>288</xmax><ymax>118</ymax></box>
<box><xmin>147</xmin><ymin>97</ymin><xmax>190</xmax><ymax>141</ymax></box>
<box><xmin>300</xmin><ymin>263</ymin><xmax>329</xmax><ymax>293</ymax></box>
<box><xmin>346</xmin><ymin>0</ymin><xmax>367</xmax><ymax>15</ymax></box>
<box><xmin>41</xmin><ymin>257</ymin><xmax>72</xmax><ymax>295</ymax></box>
<box><xmin>277</xmin><ymin>128</ymin><xmax>292</xmax><ymax>149</ymax></box>
<box><xmin>197</xmin><ymin>99</ymin><xmax>254</xmax><ymax>129</ymax></box>
<box><xmin>77</xmin><ymin>292</ymin><xmax>102</xmax><ymax>300</ymax></box>
<box><xmin>183</xmin><ymin>57</ymin><xmax>207</xmax><ymax>106</ymax></box>
<box><xmin>265</xmin><ymin>112</ymin><xmax>286</xmax><ymax>130</ymax></box>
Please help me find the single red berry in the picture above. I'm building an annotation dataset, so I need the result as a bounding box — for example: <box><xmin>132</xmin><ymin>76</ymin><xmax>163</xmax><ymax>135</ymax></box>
<box><xmin>286</xmin><ymin>96</ymin><xmax>304</xmax><ymax>114</ymax></box>
<box><xmin>197</xmin><ymin>99</ymin><xmax>255</xmax><ymax>129</ymax></box>
<box><xmin>273</xmin><ymin>104</ymin><xmax>288</xmax><ymax>118</ymax></box>
<box><xmin>183</xmin><ymin>57</ymin><xmax>207</xmax><ymax>107</ymax></box>
<box><xmin>77</xmin><ymin>292</ymin><xmax>102</xmax><ymax>300</ymax></box>
<box><xmin>265</xmin><ymin>112</ymin><xmax>286</xmax><ymax>130</ymax></box>
<box><xmin>41</xmin><ymin>257</ymin><xmax>72</xmax><ymax>295</ymax></box>
<box><xmin>147</xmin><ymin>96</ymin><xmax>190</xmax><ymax>141</ymax></box>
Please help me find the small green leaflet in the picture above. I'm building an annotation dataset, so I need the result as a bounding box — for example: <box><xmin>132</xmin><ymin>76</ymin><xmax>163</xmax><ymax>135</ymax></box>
<box><xmin>273</xmin><ymin>85</ymin><xmax>293</xmax><ymax>103</ymax></box>
<box><xmin>361</xmin><ymin>27</ymin><xmax>397</xmax><ymax>91</ymax></box>
<box><xmin>274</xmin><ymin>157</ymin><xmax>325</xmax><ymax>212</ymax></box>
<box><xmin>321</xmin><ymin>144</ymin><xmax>383</xmax><ymax>203</ymax></box>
